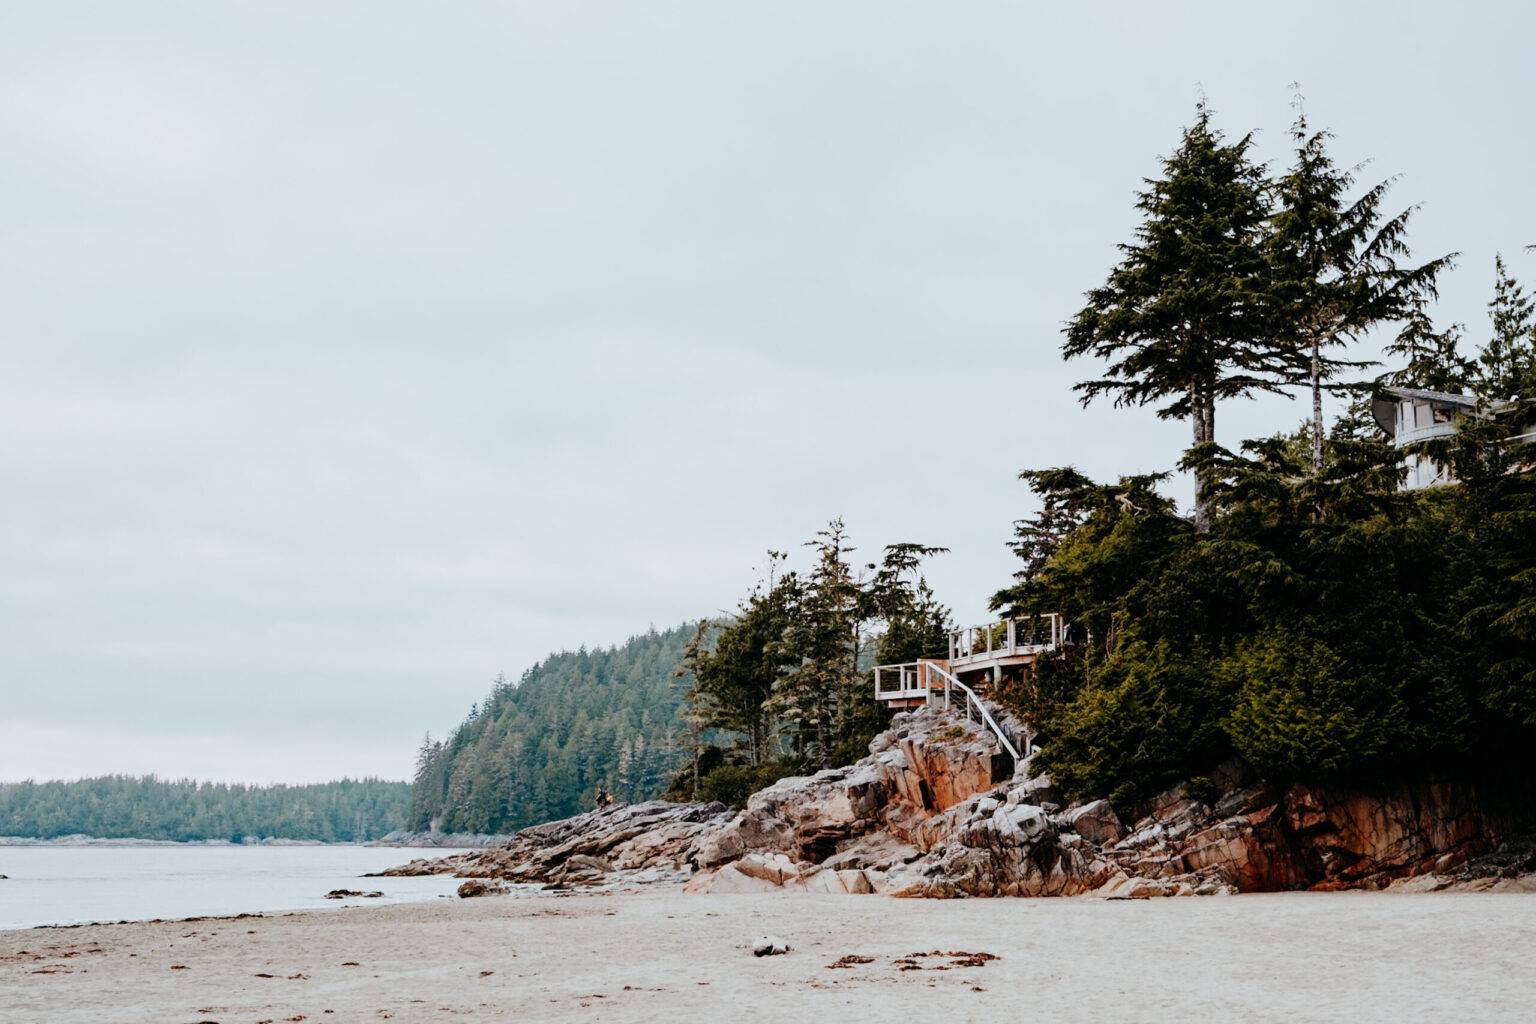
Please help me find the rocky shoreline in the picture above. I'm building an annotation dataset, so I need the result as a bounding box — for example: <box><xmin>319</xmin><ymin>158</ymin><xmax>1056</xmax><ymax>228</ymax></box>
<box><xmin>0</xmin><ymin>835</ymin><xmax>495</xmax><ymax>849</ymax></box>
<box><xmin>381</xmin><ymin>706</ymin><xmax>1536</xmax><ymax>898</ymax></box>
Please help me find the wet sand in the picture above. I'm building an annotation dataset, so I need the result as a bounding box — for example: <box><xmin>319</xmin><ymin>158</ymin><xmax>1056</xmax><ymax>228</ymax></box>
<box><xmin>4</xmin><ymin>888</ymin><xmax>1532</xmax><ymax>1023</ymax></box>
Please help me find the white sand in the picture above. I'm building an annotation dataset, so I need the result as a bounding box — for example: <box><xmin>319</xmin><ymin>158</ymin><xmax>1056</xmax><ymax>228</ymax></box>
<box><xmin>4</xmin><ymin>888</ymin><xmax>1533</xmax><ymax>1023</ymax></box>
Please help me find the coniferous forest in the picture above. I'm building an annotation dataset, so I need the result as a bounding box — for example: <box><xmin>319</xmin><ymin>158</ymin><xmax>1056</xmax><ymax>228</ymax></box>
<box><xmin>0</xmin><ymin>776</ymin><xmax>411</xmax><ymax>843</ymax></box>
<box><xmin>410</xmin><ymin>529</ymin><xmax>952</xmax><ymax>824</ymax></box>
<box><xmin>406</xmin><ymin>626</ymin><xmax>696</xmax><ymax>834</ymax></box>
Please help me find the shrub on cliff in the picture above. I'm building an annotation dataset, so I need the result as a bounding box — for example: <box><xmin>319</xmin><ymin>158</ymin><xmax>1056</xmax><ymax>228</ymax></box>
<box><xmin>1219</xmin><ymin>630</ymin><xmax>1397</xmax><ymax>779</ymax></box>
<box><xmin>1036</xmin><ymin>640</ymin><xmax>1228</xmax><ymax>806</ymax></box>
<box><xmin>1001</xmin><ymin>423</ymin><xmax>1526</xmax><ymax>803</ymax></box>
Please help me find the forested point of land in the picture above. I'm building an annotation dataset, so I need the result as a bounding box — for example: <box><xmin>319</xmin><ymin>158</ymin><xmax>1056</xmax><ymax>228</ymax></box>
<box><xmin>415</xmin><ymin>96</ymin><xmax>1536</xmax><ymax>829</ymax></box>
<box><xmin>652</xmin><ymin>97</ymin><xmax>1536</xmax><ymax>813</ymax></box>
<box><xmin>0</xmin><ymin>776</ymin><xmax>411</xmax><ymax>843</ymax></box>
<box><xmin>407</xmin><ymin>625</ymin><xmax>694</xmax><ymax>834</ymax></box>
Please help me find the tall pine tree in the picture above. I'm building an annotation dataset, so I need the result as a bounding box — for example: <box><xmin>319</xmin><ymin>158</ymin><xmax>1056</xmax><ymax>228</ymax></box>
<box><xmin>1478</xmin><ymin>254</ymin><xmax>1536</xmax><ymax>401</ymax></box>
<box><xmin>771</xmin><ymin>519</ymin><xmax>862</xmax><ymax>766</ymax></box>
<box><xmin>1064</xmin><ymin>102</ymin><xmax>1282</xmax><ymax>531</ymax></box>
<box><xmin>1267</xmin><ymin>100</ymin><xmax>1454</xmax><ymax>472</ymax></box>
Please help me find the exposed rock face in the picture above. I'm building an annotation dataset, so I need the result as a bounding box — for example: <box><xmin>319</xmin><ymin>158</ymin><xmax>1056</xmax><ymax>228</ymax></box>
<box><xmin>375</xmin><ymin>800</ymin><xmax>733</xmax><ymax>886</ymax></box>
<box><xmin>1390</xmin><ymin>829</ymin><xmax>1536</xmax><ymax>892</ymax></box>
<box><xmin>687</xmin><ymin>708</ymin><xmax>1008</xmax><ymax>891</ymax></box>
<box><xmin>382</xmin><ymin>704</ymin><xmax>1536</xmax><ymax>899</ymax></box>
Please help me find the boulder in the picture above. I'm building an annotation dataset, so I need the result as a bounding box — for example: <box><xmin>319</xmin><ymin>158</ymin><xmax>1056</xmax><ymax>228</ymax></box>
<box><xmin>684</xmin><ymin>863</ymin><xmax>780</xmax><ymax>894</ymax></box>
<box><xmin>456</xmin><ymin>879</ymin><xmax>507</xmax><ymax>898</ymax></box>
<box><xmin>1063</xmin><ymin>799</ymin><xmax>1125</xmax><ymax>846</ymax></box>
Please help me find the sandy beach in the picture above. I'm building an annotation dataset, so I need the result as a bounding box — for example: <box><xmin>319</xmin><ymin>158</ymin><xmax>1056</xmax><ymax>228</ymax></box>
<box><xmin>5</xmin><ymin>888</ymin><xmax>1533</xmax><ymax>1023</ymax></box>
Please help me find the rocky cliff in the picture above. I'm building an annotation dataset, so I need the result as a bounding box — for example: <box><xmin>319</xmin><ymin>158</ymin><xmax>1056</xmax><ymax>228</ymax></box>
<box><xmin>386</xmin><ymin>705</ymin><xmax>1536</xmax><ymax>898</ymax></box>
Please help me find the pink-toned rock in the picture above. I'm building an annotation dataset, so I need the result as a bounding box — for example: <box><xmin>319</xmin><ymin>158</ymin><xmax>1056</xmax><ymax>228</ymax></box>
<box><xmin>380</xmin><ymin>707</ymin><xmax>1536</xmax><ymax>901</ymax></box>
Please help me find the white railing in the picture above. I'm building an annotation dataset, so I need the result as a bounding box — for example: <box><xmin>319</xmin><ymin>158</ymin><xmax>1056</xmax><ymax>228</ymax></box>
<box><xmin>872</xmin><ymin>659</ymin><xmax>1021</xmax><ymax>765</ymax></box>
<box><xmin>873</xmin><ymin>662</ymin><xmax>925</xmax><ymax>701</ymax></box>
<box><xmin>949</xmin><ymin>614</ymin><xmax>1061</xmax><ymax>664</ymax></box>
<box><xmin>919</xmin><ymin>661</ymin><xmax>1021</xmax><ymax>764</ymax></box>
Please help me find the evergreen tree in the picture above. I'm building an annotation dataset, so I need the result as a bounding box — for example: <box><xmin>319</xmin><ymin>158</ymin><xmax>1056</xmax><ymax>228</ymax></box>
<box><xmin>771</xmin><ymin>519</ymin><xmax>862</xmax><ymax>765</ymax></box>
<box><xmin>1267</xmin><ymin>101</ymin><xmax>1454</xmax><ymax>474</ymax></box>
<box><xmin>1064</xmin><ymin>102</ymin><xmax>1282</xmax><ymax>531</ymax></box>
<box><xmin>1477</xmin><ymin>254</ymin><xmax>1536</xmax><ymax>401</ymax></box>
<box><xmin>678</xmin><ymin>557</ymin><xmax>800</xmax><ymax>766</ymax></box>
<box><xmin>1383</xmin><ymin>304</ymin><xmax>1475</xmax><ymax>393</ymax></box>
<box><xmin>865</xmin><ymin>543</ymin><xmax>951</xmax><ymax>666</ymax></box>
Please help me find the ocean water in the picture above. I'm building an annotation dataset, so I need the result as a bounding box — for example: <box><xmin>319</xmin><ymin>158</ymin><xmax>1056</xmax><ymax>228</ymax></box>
<box><xmin>0</xmin><ymin>845</ymin><xmax>471</xmax><ymax>930</ymax></box>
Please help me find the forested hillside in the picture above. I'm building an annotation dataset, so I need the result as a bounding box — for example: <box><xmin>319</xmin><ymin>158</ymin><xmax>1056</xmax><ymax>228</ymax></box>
<box><xmin>407</xmin><ymin>625</ymin><xmax>693</xmax><ymax>834</ymax></box>
<box><xmin>0</xmin><ymin>776</ymin><xmax>411</xmax><ymax>842</ymax></box>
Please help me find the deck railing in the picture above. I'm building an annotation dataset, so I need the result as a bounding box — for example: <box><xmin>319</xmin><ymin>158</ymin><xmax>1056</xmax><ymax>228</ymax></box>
<box><xmin>948</xmin><ymin>614</ymin><xmax>1061</xmax><ymax>664</ymax></box>
<box><xmin>872</xmin><ymin>660</ymin><xmax>1021</xmax><ymax>765</ymax></box>
<box><xmin>920</xmin><ymin>661</ymin><xmax>1021</xmax><ymax>764</ymax></box>
<box><xmin>873</xmin><ymin>662</ymin><xmax>926</xmax><ymax>701</ymax></box>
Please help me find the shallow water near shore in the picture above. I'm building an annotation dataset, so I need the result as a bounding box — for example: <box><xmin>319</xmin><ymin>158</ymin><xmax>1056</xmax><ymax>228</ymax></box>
<box><xmin>0</xmin><ymin>845</ymin><xmax>469</xmax><ymax>929</ymax></box>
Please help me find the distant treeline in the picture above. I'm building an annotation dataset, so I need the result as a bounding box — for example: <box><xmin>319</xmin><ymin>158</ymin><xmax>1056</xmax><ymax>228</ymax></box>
<box><xmin>0</xmin><ymin>776</ymin><xmax>411</xmax><ymax>843</ymax></box>
<box><xmin>408</xmin><ymin>625</ymin><xmax>691</xmax><ymax>834</ymax></box>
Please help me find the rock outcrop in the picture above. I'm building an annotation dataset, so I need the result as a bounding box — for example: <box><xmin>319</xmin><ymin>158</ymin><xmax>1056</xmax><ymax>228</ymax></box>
<box><xmin>381</xmin><ymin>704</ymin><xmax>1536</xmax><ymax>899</ymax></box>
<box><xmin>374</xmin><ymin>800</ymin><xmax>734</xmax><ymax>886</ymax></box>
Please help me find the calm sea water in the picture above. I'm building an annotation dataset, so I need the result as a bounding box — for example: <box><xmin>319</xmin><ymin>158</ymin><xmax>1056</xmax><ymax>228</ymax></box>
<box><xmin>0</xmin><ymin>845</ymin><xmax>472</xmax><ymax>930</ymax></box>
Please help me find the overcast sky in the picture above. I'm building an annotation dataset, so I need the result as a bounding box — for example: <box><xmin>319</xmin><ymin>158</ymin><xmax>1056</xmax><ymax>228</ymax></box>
<box><xmin>3</xmin><ymin>2</ymin><xmax>1533</xmax><ymax>783</ymax></box>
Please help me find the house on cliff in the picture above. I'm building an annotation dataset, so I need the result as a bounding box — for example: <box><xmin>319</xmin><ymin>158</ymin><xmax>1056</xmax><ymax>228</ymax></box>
<box><xmin>1371</xmin><ymin>385</ymin><xmax>1536</xmax><ymax>489</ymax></box>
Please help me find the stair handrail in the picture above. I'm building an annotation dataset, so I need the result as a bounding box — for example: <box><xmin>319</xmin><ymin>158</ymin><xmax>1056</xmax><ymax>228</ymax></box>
<box><xmin>919</xmin><ymin>660</ymin><xmax>1021</xmax><ymax>764</ymax></box>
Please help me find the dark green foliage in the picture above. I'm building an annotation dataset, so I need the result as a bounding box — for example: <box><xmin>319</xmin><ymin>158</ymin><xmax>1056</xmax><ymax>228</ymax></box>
<box><xmin>1384</xmin><ymin>307</ymin><xmax>1475</xmax><ymax>393</ymax></box>
<box><xmin>668</xmin><ymin>526</ymin><xmax>949</xmax><ymax>803</ymax></box>
<box><xmin>1220</xmin><ymin>630</ymin><xmax>1392</xmax><ymax>778</ymax></box>
<box><xmin>691</xmin><ymin>757</ymin><xmax>808</xmax><ymax>810</ymax></box>
<box><xmin>0</xmin><ymin>776</ymin><xmax>410</xmax><ymax>843</ymax></box>
<box><xmin>770</xmin><ymin>520</ymin><xmax>866</xmax><ymax>764</ymax></box>
<box><xmin>1022</xmin><ymin>101</ymin><xmax>1535</xmax><ymax>806</ymax></box>
<box><xmin>1479</xmin><ymin>255</ymin><xmax>1536</xmax><ymax>401</ymax></box>
<box><xmin>1044</xmin><ymin>640</ymin><xmax>1227</xmax><ymax>807</ymax></box>
<box><xmin>679</xmin><ymin>566</ymin><xmax>800</xmax><ymax>767</ymax></box>
<box><xmin>1267</xmin><ymin>101</ymin><xmax>1453</xmax><ymax>472</ymax></box>
<box><xmin>1006</xmin><ymin>416</ymin><xmax>1528</xmax><ymax>803</ymax></box>
<box><xmin>683</xmin><ymin>527</ymin><xmax>948</xmax><ymax>778</ymax></box>
<box><xmin>695</xmin><ymin>764</ymin><xmax>758</xmax><ymax>808</ymax></box>
<box><xmin>408</xmin><ymin>626</ymin><xmax>694</xmax><ymax>834</ymax></box>
<box><xmin>1063</xmin><ymin>103</ymin><xmax>1283</xmax><ymax>530</ymax></box>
